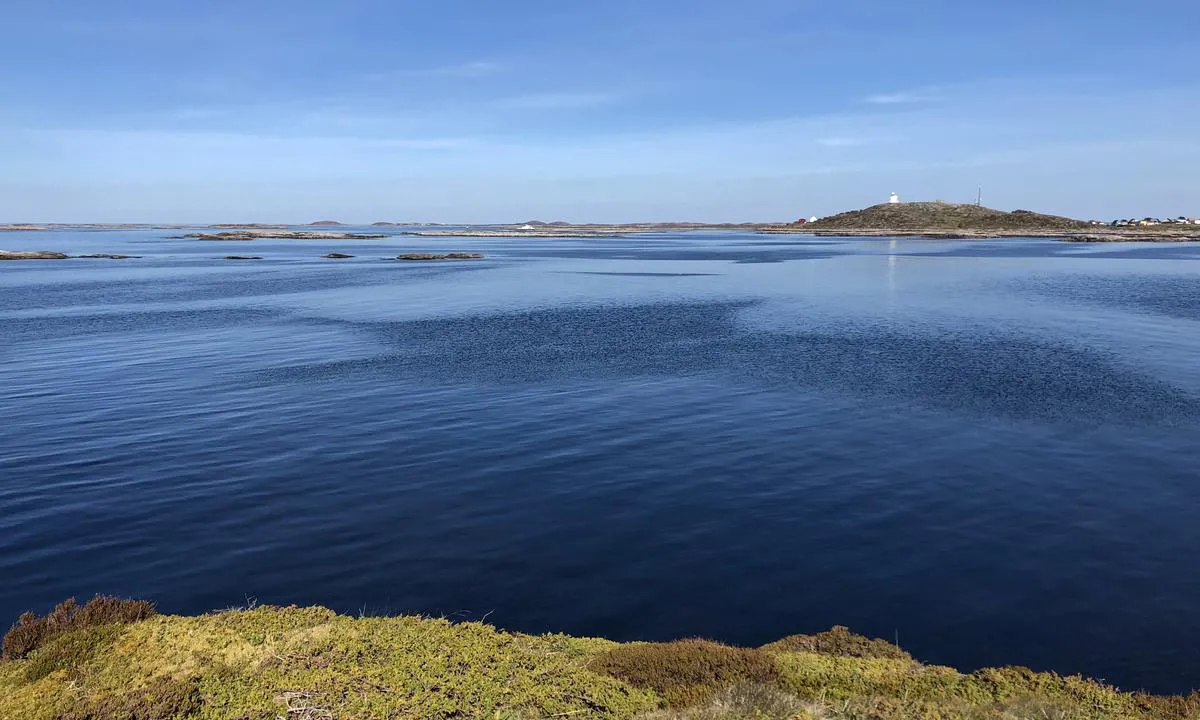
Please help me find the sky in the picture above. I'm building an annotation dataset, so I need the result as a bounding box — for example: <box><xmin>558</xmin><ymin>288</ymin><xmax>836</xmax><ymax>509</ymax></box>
<box><xmin>2</xmin><ymin>0</ymin><xmax>1199</xmax><ymax>223</ymax></box>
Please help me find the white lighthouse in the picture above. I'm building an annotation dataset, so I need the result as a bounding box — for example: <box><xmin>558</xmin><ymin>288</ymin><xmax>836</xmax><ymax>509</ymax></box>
<box><xmin>889</xmin><ymin>192</ymin><xmax>900</xmax><ymax>204</ymax></box>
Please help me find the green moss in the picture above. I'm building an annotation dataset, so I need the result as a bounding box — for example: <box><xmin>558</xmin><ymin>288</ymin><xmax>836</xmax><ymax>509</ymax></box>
<box><xmin>0</xmin><ymin>606</ymin><xmax>657</xmax><ymax>720</ymax></box>
<box><xmin>22</xmin><ymin>624</ymin><xmax>126</xmax><ymax>683</ymax></box>
<box><xmin>770</xmin><ymin>651</ymin><xmax>1164</xmax><ymax>719</ymax></box>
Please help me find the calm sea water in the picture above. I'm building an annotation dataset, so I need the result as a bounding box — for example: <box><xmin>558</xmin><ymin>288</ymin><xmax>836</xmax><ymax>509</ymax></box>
<box><xmin>2</xmin><ymin>229</ymin><xmax>1199</xmax><ymax>693</ymax></box>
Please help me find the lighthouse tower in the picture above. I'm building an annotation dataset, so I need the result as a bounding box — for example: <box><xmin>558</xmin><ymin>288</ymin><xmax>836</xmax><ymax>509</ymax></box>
<box><xmin>889</xmin><ymin>192</ymin><xmax>900</xmax><ymax>204</ymax></box>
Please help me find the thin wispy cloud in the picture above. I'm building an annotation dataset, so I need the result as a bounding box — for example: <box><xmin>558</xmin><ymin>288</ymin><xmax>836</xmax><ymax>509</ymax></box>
<box><xmin>366</xmin><ymin>60</ymin><xmax>503</xmax><ymax>82</ymax></box>
<box><xmin>424</xmin><ymin>60</ymin><xmax>502</xmax><ymax>77</ymax></box>
<box><xmin>817</xmin><ymin>136</ymin><xmax>875</xmax><ymax>148</ymax></box>
<box><xmin>864</xmin><ymin>90</ymin><xmax>936</xmax><ymax>105</ymax></box>
<box><xmin>497</xmin><ymin>92</ymin><xmax>617</xmax><ymax>110</ymax></box>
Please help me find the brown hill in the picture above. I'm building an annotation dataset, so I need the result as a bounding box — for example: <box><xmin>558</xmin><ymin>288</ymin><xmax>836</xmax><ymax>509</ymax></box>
<box><xmin>808</xmin><ymin>202</ymin><xmax>1090</xmax><ymax>232</ymax></box>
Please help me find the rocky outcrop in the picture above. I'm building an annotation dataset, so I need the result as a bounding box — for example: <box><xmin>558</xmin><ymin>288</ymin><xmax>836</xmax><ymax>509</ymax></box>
<box><xmin>322</xmin><ymin>253</ymin><xmax>355</xmax><ymax>259</ymax></box>
<box><xmin>223</xmin><ymin>256</ymin><xmax>263</xmax><ymax>260</ymax></box>
<box><xmin>211</xmin><ymin>224</ymin><xmax>289</xmax><ymax>229</ymax></box>
<box><xmin>179</xmin><ymin>231</ymin><xmax>386</xmax><ymax>241</ymax></box>
<box><xmin>395</xmin><ymin>252</ymin><xmax>484</xmax><ymax>261</ymax></box>
<box><xmin>0</xmin><ymin>250</ymin><xmax>69</xmax><ymax>260</ymax></box>
<box><xmin>1059</xmin><ymin>233</ymin><xmax>1200</xmax><ymax>243</ymax></box>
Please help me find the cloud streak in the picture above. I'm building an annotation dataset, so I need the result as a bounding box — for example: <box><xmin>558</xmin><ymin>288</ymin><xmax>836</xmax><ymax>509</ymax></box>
<box><xmin>366</xmin><ymin>60</ymin><xmax>503</xmax><ymax>82</ymax></box>
<box><xmin>496</xmin><ymin>92</ymin><xmax>617</xmax><ymax>110</ymax></box>
<box><xmin>864</xmin><ymin>90</ymin><xmax>936</xmax><ymax>105</ymax></box>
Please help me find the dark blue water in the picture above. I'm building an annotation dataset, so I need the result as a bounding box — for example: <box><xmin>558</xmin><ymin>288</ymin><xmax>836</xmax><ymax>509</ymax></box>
<box><xmin>3</xmin><ymin>229</ymin><xmax>1199</xmax><ymax>694</ymax></box>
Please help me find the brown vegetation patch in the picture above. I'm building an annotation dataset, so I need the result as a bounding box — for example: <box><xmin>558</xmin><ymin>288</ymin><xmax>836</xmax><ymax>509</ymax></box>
<box><xmin>588</xmin><ymin>639</ymin><xmax>782</xmax><ymax>709</ymax></box>
<box><xmin>2</xmin><ymin>596</ymin><xmax>156</xmax><ymax>661</ymax></box>
<box><xmin>61</xmin><ymin>675</ymin><xmax>202</xmax><ymax>720</ymax></box>
<box><xmin>761</xmin><ymin>626</ymin><xmax>912</xmax><ymax>661</ymax></box>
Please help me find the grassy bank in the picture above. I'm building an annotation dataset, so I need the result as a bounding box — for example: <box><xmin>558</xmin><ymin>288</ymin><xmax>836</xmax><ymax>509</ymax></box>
<box><xmin>2</xmin><ymin>597</ymin><xmax>1196</xmax><ymax>720</ymax></box>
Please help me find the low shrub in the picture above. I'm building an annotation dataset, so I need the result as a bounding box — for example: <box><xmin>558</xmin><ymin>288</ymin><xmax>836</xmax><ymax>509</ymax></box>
<box><xmin>1132</xmin><ymin>691</ymin><xmax>1200</xmax><ymax>720</ymax></box>
<box><xmin>589</xmin><ymin>639</ymin><xmax>782</xmax><ymax>709</ymax></box>
<box><xmin>2</xmin><ymin>596</ymin><xmax>156</xmax><ymax>661</ymax></box>
<box><xmin>761</xmin><ymin>626</ymin><xmax>912</xmax><ymax>661</ymax></box>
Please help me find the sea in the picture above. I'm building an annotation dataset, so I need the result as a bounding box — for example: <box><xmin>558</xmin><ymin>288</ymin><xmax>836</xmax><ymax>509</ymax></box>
<box><xmin>2</xmin><ymin>227</ymin><xmax>1199</xmax><ymax>694</ymax></box>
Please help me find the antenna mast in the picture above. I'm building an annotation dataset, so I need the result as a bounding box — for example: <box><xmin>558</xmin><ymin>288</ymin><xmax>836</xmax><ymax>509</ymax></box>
<box><xmin>976</xmin><ymin>186</ymin><xmax>983</xmax><ymax>207</ymax></box>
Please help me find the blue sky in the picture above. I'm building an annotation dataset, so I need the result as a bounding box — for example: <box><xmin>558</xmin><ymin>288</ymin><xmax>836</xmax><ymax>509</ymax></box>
<box><xmin>3</xmin><ymin>0</ymin><xmax>1198</xmax><ymax>222</ymax></box>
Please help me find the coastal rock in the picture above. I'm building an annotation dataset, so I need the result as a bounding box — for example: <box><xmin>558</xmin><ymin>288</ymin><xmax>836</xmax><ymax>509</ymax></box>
<box><xmin>211</xmin><ymin>223</ymin><xmax>289</xmax><ymax>229</ymax></box>
<box><xmin>395</xmin><ymin>252</ymin><xmax>484</xmax><ymax>261</ymax></box>
<box><xmin>0</xmin><ymin>250</ymin><xmax>70</xmax><ymax>260</ymax></box>
<box><xmin>0</xmin><ymin>225</ymin><xmax>50</xmax><ymax>232</ymax></box>
<box><xmin>179</xmin><ymin>230</ymin><xmax>386</xmax><ymax>241</ymax></box>
<box><xmin>1059</xmin><ymin>233</ymin><xmax>1200</xmax><ymax>243</ymax></box>
<box><xmin>322</xmin><ymin>252</ymin><xmax>355</xmax><ymax>259</ymax></box>
<box><xmin>223</xmin><ymin>255</ymin><xmax>263</xmax><ymax>260</ymax></box>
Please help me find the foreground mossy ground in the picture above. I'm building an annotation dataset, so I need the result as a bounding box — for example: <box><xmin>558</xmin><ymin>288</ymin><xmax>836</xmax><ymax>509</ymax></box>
<box><xmin>2</xmin><ymin>603</ymin><xmax>1197</xmax><ymax>720</ymax></box>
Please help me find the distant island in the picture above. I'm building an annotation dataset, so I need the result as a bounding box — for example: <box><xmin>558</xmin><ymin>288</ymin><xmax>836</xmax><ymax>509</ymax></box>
<box><xmin>803</xmin><ymin>202</ymin><xmax>1089</xmax><ymax>233</ymax></box>
<box><xmin>764</xmin><ymin>202</ymin><xmax>1200</xmax><ymax>242</ymax></box>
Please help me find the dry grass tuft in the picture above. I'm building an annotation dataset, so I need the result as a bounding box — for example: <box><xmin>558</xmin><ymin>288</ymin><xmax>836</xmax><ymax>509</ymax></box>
<box><xmin>643</xmin><ymin>682</ymin><xmax>818</xmax><ymax>719</ymax></box>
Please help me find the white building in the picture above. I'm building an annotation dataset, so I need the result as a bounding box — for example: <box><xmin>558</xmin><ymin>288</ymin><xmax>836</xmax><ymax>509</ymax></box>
<box><xmin>889</xmin><ymin>192</ymin><xmax>900</xmax><ymax>204</ymax></box>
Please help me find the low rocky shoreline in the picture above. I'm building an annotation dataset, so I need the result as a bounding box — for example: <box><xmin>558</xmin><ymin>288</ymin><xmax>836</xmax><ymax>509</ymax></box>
<box><xmin>2</xmin><ymin>251</ymin><xmax>142</xmax><ymax>261</ymax></box>
<box><xmin>0</xmin><ymin>250</ymin><xmax>70</xmax><ymax>260</ymax></box>
<box><xmin>178</xmin><ymin>230</ymin><xmax>387</xmax><ymax>241</ymax></box>
<box><xmin>395</xmin><ymin>252</ymin><xmax>484</xmax><ymax>260</ymax></box>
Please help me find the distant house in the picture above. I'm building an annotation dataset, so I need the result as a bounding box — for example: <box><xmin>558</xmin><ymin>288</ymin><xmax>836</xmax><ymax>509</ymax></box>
<box><xmin>794</xmin><ymin>218</ymin><xmax>808</xmax><ymax>225</ymax></box>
